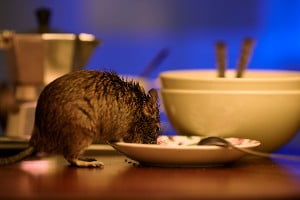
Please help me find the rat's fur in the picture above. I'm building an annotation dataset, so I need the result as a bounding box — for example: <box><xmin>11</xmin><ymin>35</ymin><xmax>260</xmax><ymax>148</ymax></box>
<box><xmin>0</xmin><ymin>70</ymin><xmax>160</xmax><ymax>168</ymax></box>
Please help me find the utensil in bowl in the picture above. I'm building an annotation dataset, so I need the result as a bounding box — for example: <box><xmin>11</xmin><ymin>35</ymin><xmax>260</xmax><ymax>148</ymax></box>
<box><xmin>235</xmin><ymin>38</ymin><xmax>255</xmax><ymax>78</ymax></box>
<box><xmin>215</xmin><ymin>41</ymin><xmax>227</xmax><ymax>78</ymax></box>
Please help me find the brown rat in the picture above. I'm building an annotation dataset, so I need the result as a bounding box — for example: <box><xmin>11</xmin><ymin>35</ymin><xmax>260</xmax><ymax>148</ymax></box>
<box><xmin>0</xmin><ymin>70</ymin><xmax>160</xmax><ymax>168</ymax></box>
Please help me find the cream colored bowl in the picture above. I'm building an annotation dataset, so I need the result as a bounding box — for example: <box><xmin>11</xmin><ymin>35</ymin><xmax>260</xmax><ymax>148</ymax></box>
<box><xmin>160</xmin><ymin>89</ymin><xmax>300</xmax><ymax>152</ymax></box>
<box><xmin>160</xmin><ymin>70</ymin><xmax>300</xmax><ymax>90</ymax></box>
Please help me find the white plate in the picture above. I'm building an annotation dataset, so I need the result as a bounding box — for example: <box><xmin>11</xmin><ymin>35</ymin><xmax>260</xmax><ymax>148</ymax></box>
<box><xmin>112</xmin><ymin>136</ymin><xmax>261</xmax><ymax>167</ymax></box>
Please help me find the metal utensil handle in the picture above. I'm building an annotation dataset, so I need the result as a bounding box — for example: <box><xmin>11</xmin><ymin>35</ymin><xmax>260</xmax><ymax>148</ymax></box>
<box><xmin>228</xmin><ymin>142</ymin><xmax>300</xmax><ymax>162</ymax></box>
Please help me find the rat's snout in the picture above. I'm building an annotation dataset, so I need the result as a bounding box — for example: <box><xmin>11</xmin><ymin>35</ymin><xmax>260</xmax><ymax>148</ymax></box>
<box><xmin>149</xmin><ymin>140</ymin><xmax>157</xmax><ymax>144</ymax></box>
<box><xmin>144</xmin><ymin>124</ymin><xmax>160</xmax><ymax>144</ymax></box>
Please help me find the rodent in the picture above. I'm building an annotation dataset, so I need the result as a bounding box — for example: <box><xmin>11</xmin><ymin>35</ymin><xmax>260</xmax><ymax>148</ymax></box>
<box><xmin>0</xmin><ymin>70</ymin><xmax>160</xmax><ymax>168</ymax></box>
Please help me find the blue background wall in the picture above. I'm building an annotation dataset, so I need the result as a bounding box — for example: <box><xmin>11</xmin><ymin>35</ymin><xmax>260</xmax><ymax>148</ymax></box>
<box><xmin>1</xmin><ymin>0</ymin><xmax>300</xmax><ymax>78</ymax></box>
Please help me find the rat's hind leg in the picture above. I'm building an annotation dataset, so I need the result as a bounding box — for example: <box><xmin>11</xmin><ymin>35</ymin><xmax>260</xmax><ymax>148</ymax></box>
<box><xmin>63</xmin><ymin>133</ymin><xmax>104</xmax><ymax>168</ymax></box>
<box><xmin>64</xmin><ymin>148</ymin><xmax>104</xmax><ymax>168</ymax></box>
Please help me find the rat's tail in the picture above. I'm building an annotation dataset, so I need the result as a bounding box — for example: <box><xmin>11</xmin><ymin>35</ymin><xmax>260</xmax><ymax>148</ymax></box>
<box><xmin>0</xmin><ymin>146</ymin><xmax>36</xmax><ymax>166</ymax></box>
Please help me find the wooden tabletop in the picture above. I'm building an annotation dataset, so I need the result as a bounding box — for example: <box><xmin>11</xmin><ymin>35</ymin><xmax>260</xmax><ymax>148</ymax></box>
<box><xmin>0</xmin><ymin>145</ymin><xmax>300</xmax><ymax>200</ymax></box>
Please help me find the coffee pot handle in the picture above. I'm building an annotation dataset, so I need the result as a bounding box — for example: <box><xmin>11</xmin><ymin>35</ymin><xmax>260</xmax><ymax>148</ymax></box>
<box><xmin>0</xmin><ymin>30</ymin><xmax>14</xmax><ymax>49</ymax></box>
<box><xmin>35</xmin><ymin>7</ymin><xmax>51</xmax><ymax>33</ymax></box>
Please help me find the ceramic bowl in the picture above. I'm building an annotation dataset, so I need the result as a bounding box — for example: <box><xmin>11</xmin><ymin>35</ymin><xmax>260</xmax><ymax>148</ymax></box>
<box><xmin>159</xmin><ymin>70</ymin><xmax>300</xmax><ymax>90</ymax></box>
<box><xmin>160</xmin><ymin>89</ymin><xmax>300</xmax><ymax>152</ymax></box>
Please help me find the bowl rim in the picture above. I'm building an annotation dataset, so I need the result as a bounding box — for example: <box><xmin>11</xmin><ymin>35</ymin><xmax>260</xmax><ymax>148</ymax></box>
<box><xmin>159</xmin><ymin>69</ymin><xmax>300</xmax><ymax>82</ymax></box>
<box><xmin>160</xmin><ymin>89</ymin><xmax>300</xmax><ymax>95</ymax></box>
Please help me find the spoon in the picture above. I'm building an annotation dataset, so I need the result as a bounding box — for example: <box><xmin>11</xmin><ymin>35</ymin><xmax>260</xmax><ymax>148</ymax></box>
<box><xmin>198</xmin><ymin>136</ymin><xmax>300</xmax><ymax>162</ymax></box>
<box><xmin>139</xmin><ymin>48</ymin><xmax>170</xmax><ymax>78</ymax></box>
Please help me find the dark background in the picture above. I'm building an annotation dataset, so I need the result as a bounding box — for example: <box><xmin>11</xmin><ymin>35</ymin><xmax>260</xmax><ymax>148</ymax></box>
<box><xmin>0</xmin><ymin>0</ymin><xmax>299</xmax><ymax>154</ymax></box>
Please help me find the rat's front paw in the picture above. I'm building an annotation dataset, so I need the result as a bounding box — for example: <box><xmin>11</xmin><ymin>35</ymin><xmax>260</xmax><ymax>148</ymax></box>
<box><xmin>84</xmin><ymin>160</ymin><xmax>104</xmax><ymax>168</ymax></box>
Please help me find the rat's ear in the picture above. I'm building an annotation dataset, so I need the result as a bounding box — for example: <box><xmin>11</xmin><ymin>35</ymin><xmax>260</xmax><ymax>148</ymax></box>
<box><xmin>142</xmin><ymin>88</ymin><xmax>159</xmax><ymax>117</ymax></box>
<box><xmin>148</xmin><ymin>88</ymin><xmax>158</xmax><ymax>102</ymax></box>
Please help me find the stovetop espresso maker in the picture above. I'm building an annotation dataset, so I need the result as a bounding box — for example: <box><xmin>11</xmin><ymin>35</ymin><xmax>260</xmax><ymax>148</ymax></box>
<box><xmin>0</xmin><ymin>8</ymin><xmax>100</xmax><ymax>138</ymax></box>
<box><xmin>0</xmin><ymin>30</ymin><xmax>100</xmax><ymax>101</ymax></box>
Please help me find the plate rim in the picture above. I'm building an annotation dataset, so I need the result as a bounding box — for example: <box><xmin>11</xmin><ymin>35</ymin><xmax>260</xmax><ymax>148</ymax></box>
<box><xmin>113</xmin><ymin>137</ymin><xmax>261</xmax><ymax>150</ymax></box>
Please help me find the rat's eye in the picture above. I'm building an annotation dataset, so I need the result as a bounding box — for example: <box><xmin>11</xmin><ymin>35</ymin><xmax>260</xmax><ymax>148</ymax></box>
<box><xmin>156</xmin><ymin>126</ymin><xmax>161</xmax><ymax>132</ymax></box>
<box><xmin>155</xmin><ymin>122</ymin><xmax>161</xmax><ymax>132</ymax></box>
